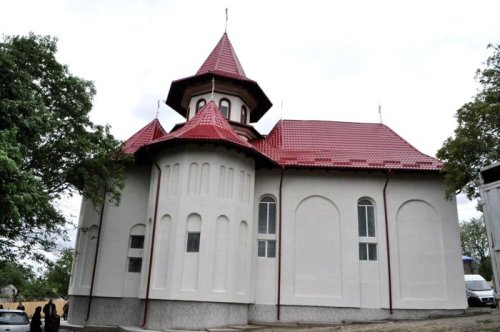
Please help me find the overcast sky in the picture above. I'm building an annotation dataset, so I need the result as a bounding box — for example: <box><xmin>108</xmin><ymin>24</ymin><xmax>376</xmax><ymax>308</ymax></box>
<box><xmin>2</xmin><ymin>0</ymin><xmax>496</xmax><ymax>247</ymax></box>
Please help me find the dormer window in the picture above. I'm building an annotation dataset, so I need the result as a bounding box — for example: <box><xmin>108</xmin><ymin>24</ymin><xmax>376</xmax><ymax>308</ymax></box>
<box><xmin>219</xmin><ymin>98</ymin><xmax>231</xmax><ymax>119</ymax></box>
<box><xmin>196</xmin><ymin>99</ymin><xmax>206</xmax><ymax>113</ymax></box>
<box><xmin>241</xmin><ymin>106</ymin><xmax>248</xmax><ymax>125</ymax></box>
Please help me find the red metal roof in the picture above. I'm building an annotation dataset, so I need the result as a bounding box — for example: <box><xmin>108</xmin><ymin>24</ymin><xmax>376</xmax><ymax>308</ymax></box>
<box><xmin>146</xmin><ymin>101</ymin><xmax>273</xmax><ymax>164</ymax></box>
<box><xmin>197</xmin><ymin>33</ymin><xmax>247</xmax><ymax>80</ymax></box>
<box><xmin>122</xmin><ymin>119</ymin><xmax>167</xmax><ymax>154</ymax></box>
<box><xmin>251</xmin><ymin>120</ymin><xmax>442</xmax><ymax>171</ymax></box>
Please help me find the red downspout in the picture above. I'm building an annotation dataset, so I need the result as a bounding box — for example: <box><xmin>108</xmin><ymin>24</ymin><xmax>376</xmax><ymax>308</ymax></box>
<box><xmin>383</xmin><ymin>170</ymin><xmax>393</xmax><ymax>314</ymax></box>
<box><xmin>142</xmin><ymin>159</ymin><xmax>162</xmax><ymax>327</ymax></box>
<box><xmin>277</xmin><ymin>166</ymin><xmax>285</xmax><ymax>320</ymax></box>
<box><xmin>85</xmin><ymin>186</ymin><xmax>107</xmax><ymax>321</ymax></box>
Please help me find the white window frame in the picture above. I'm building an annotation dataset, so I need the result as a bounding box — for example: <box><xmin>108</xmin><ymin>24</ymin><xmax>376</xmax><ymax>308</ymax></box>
<box><xmin>358</xmin><ymin>198</ymin><xmax>378</xmax><ymax>261</ymax></box>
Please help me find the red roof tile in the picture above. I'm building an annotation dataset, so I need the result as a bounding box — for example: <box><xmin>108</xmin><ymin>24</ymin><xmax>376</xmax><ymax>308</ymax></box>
<box><xmin>197</xmin><ymin>33</ymin><xmax>247</xmax><ymax>80</ymax></box>
<box><xmin>252</xmin><ymin>120</ymin><xmax>442</xmax><ymax>171</ymax></box>
<box><xmin>146</xmin><ymin>101</ymin><xmax>274</xmax><ymax>163</ymax></box>
<box><xmin>122</xmin><ymin>119</ymin><xmax>167</xmax><ymax>154</ymax></box>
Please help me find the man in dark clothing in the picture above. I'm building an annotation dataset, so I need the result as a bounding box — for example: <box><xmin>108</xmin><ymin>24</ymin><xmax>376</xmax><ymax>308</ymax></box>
<box><xmin>17</xmin><ymin>301</ymin><xmax>25</xmax><ymax>310</ymax></box>
<box><xmin>43</xmin><ymin>299</ymin><xmax>58</xmax><ymax>332</ymax></box>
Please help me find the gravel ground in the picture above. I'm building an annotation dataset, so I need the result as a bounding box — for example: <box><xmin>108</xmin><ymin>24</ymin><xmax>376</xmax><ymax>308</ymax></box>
<box><xmin>254</xmin><ymin>308</ymin><xmax>500</xmax><ymax>332</ymax></box>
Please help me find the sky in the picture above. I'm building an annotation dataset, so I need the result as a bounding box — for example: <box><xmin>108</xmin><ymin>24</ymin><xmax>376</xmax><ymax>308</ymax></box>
<box><xmin>2</xmin><ymin>0</ymin><xmax>497</xmax><ymax>248</ymax></box>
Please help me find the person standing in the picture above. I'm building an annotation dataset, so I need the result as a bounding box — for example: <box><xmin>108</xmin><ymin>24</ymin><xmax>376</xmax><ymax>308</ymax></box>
<box><xmin>62</xmin><ymin>300</ymin><xmax>69</xmax><ymax>320</ymax></box>
<box><xmin>30</xmin><ymin>306</ymin><xmax>42</xmax><ymax>332</ymax></box>
<box><xmin>17</xmin><ymin>301</ymin><xmax>25</xmax><ymax>311</ymax></box>
<box><xmin>42</xmin><ymin>299</ymin><xmax>57</xmax><ymax>332</ymax></box>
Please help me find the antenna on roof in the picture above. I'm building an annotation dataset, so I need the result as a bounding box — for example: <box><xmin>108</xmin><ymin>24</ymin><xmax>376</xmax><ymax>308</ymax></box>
<box><xmin>156</xmin><ymin>99</ymin><xmax>160</xmax><ymax>119</ymax></box>
<box><xmin>280</xmin><ymin>100</ymin><xmax>283</xmax><ymax>120</ymax></box>
<box><xmin>225</xmin><ymin>8</ymin><xmax>228</xmax><ymax>33</ymax></box>
<box><xmin>211</xmin><ymin>78</ymin><xmax>215</xmax><ymax>100</ymax></box>
<box><xmin>378</xmin><ymin>103</ymin><xmax>383</xmax><ymax>124</ymax></box>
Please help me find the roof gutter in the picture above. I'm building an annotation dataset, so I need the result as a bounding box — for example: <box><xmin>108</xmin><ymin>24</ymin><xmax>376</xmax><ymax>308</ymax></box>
<box><xmin>85</xmin><ymin>186</ymin><xmax>107</xmax><ymax>321</ymax></box>
<box><xmin>383</xmin><ymin>170</ymin><xmax>393</xmax><ymax>314</ymax></box>
<box><xmin>142</xmin><ymin>153</ymin><xmax>162</xmax><ymax>327</ymax></box>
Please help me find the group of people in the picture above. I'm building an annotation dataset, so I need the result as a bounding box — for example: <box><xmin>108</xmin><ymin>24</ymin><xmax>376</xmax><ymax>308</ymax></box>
<box><xmin>0</xmin><ymin>299</ymin><xmax>69</xmax><ymax>332</ymax></box>
<box><xmin>30</xmin><ymin>299</ymin><xmax>69</xmax><ymax>332</ymax></box>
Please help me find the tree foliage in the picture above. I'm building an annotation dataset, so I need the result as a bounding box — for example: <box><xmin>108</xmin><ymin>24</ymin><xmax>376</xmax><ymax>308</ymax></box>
<box><xmin>460</xmin><ymin>216</ymin><xmax>489</xmax><ymax>262</ymax></box>
<box><xmin>0</xmin><ymin>34</ymin><xmax>129</xmax><ymax>261</ymax></box>
<box><xmin>437</xmin><ymin>44</ymin><xmax>500</xmax><ymax>199</ymax></box>
<box><xmin>0</xmin><ymin>249</ymin><xmax>74</xmax><ymax>300</ymax></box>
<box><xmin>45</xmin><ymin>248</ymin><xmax>74</xmax><ymax>297</ymax></box>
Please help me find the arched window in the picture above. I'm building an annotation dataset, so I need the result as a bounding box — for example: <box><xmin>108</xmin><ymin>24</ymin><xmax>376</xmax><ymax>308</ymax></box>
<box><xmin>219</xmin><ymin>98</ymin><xmax>231</xmax><ymax>119</ymax></box>
<box><xmin>258</xmin><ymin>196</ymin><xmax>276</xmax><ymax>234</ymax></box>
<box><xmin>257</xmin><ymin>196</ymin><xmax>276</xmax><ymax>258</ymax></box>
<box><xmin>196</xmin><ymin>99</ymin><xmax>206</xmax><ymax>113</ymax></box>
<box><xmin>358</xmin><ymin>198</ymin><xmax>377</xmax><ymax>261</ymax></box>
<box><xmin>241</xmin><ymin>106</ymin><xmax>248</xmax><ymax>124</ymax></box>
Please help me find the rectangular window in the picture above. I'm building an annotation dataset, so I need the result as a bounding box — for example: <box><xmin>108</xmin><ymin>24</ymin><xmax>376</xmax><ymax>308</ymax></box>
<box><xmin>359</xmin><ymin>243</ymin><xmax>377</xmax><ymax>261</ymax></box>
<box><xmin>130</xmin><ymin>235</ymin><xmax>145</xmax><ymax>249</ymax></box>
<box><xmin>358</xmin><ymin>204</ymin><xmax>375</xmax><ymax>237</ymax></box>
<box><xmin>186</xmin><ymin>232</ymin><xmax>200</xmax><ymax>252</ymax></box>
<box><xmin>128</xmin><ymin>257</ymin><xmax>142</xmax><ymax>272</ymax></box>
<box><xmin>258</xmin><ymin>240</ymin><xmax>276</xmax><ymax>258</ymax></box>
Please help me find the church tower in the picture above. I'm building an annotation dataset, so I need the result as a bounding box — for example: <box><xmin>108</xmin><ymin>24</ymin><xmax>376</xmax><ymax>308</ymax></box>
<box><xmin>166</xmin><ymin>33</ymin><xmax>272</xmax><ymax>140</ymax></box>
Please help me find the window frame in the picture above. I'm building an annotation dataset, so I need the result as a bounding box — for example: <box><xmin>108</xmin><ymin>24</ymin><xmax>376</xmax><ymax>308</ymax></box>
<box><xmin>241</xmin><ymin>105</ymin><xmax>248</xmax><ymax>124</ymax></box>
<box><xmin>196</xmin><ymin>99</ymin><xmax>207</xmax><ymax>113</ymax></box>
<box><xmin>359</xmin><ymin>243</ymin><xmax>377</xmax><ymax>261</ymax></box>
<box><xmin>258</xmin><ymin>240</ymin><xmax>276</xmax><ymax>258</ymax></box>
<box><xmin>186</xmin><ymin>231</ymin><xmax>201</xmax><ymax>253</ymax></box>
<box><xmin>219</xmin><ymin>98</ymin><xmax>231</xmax><ymax>119</ymax></box>
<box><xmin>129</xmin><ymin>235</ymin><xmax>145</xmax><ymax>249</ymax></box>
<box><xmin>358</xmin><ymin>199</ymin><xmax>376</xmax><ymax>238</ymax></box>
<box><xmin>128</xmin><ymin>257</ymin><xmax>142</xmax><ymax>272</ymax></box>
<box><xmin>258</xmin><ymin>196</ymin><xmax>277</xmax><ymax>234</ymax></box>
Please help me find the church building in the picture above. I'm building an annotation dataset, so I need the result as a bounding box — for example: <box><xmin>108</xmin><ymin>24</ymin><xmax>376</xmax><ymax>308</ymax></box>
<box><xmin>68</xmin><ymin>32</ymin><xmax>467</xmax><ymax>330</ymax></box>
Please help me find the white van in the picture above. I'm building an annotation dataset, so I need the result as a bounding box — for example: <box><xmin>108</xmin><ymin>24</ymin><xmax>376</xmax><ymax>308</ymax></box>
<box><xmin>464</xmin><ymin>274</ymin><xmax>496</xmax><ymax>307</ymax></box>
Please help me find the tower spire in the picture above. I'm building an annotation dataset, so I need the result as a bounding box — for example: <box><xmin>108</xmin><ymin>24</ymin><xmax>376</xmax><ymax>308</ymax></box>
<box><xmin>225</xmin><ymin>8</ymin><xmax>228</xmax><ymax>33</ymax></box>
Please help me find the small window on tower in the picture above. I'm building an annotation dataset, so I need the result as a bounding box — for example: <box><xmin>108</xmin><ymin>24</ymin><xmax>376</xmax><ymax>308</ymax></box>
<box><xmin>196</xmin><ymin>99</ymin><xmax>206</xmax><ymax>113</ymax></box>
<box><xmin>241</xmin><ymin>106</ymin><xmax>248</xmax><ymax>124</ymax></box>
<box><xmin>219</xmin><ymin>98</ymin><xmax>230</xmax><ymax>119</ymax></box>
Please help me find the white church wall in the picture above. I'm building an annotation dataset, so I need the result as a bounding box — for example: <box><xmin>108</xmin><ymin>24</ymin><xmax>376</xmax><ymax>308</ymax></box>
<box><xmin>142</xmin><ymin>144</ymin><xmax>255</xmax><ymax>304</ymax></box>
<box><xmin>252</xmin><ymin>169</ymin><xmax>466</xmax><ymax>311</ymax></box>
<box><xmin>386</xmin><ymin>175</ymin><xmax>467</xmax><ymax>309</ymax></box>
<box><xmin>69</xmin><ymin>164</ymin><xmax>151</xmax><ymax>298</ymax></box>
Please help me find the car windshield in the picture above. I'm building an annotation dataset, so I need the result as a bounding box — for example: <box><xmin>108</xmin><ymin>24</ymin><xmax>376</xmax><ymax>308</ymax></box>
<box><xmin>466</xmin><ymin>280</ymin><xmax>492</xmax><ymax>291</ymax></box>
<box><xmin>0</xmin><ymin>311</ymin><xmax>29</xmax><ymax>325</ymax></box>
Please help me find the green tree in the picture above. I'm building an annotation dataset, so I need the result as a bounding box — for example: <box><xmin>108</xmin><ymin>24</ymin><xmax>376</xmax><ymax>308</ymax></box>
<box><xmin>45</xmin><ymin>248</ymin><xmax>74</xmax><ymax>297</ymax></box>
<box><xmin>0</xmin><ymin>34</ymin><xmax>129</xmax><ymax>261</ymax></box>
<box><xmin>460</xmin><ymin>216</ymin><xmax>492</xmax><ymax>279</ymax></box>
<box><xmin>0</xmin><ymin>260</ymin><xmax>36</xmax><ymax>301</ymax></box>
<box><xmin>460</xmin><ymin>216</ymin><xmax>489</xmax><ymax>262</ymax></box>
<box><xmin>437</xmin><ymin>44</ymin><xmax>500</xmax><ymax>199</ymax></box>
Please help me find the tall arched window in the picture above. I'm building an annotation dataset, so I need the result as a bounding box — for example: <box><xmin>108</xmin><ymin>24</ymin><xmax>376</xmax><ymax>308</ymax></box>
<box><xmin>241</xmin><ymin>106</ymin><xmax>248</xmax><ymax>124</ymax></box>
<box><xmin>358</xmin><ymin>198</ymin><xmax>377</xmax><ymax>261</ymax></box>
<box><xmin>219</xmin><ymin>98</ymin><xmax>231</xmax><ymax>119</ymax></box>
<box><xmin>196</xmin><ymin>99</ymin><xmax>206</xmax><ymax>113</ymax></box>
<box><xmin>257</xmin><ymin>196</ymin><xmax>276</xmax><ymax>258</ymax></box>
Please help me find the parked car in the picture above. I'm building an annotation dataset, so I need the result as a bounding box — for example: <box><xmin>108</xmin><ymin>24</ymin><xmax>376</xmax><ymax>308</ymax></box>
<box><xmin>464</xmin><ymin>274</ymin><xmax>496</xmax><ymax>308</ymax></box>
<box><xmin>0</xmin><ymin>309</ymin><xmax>30</xmax><ymax>332</ymax></box>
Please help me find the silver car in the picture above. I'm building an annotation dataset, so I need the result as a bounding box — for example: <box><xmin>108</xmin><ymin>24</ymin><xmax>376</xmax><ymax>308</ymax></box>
<box><xmin>0</xmin><ymin>310</ymin><xmax>30</xmax><ymax>332</ymax></box>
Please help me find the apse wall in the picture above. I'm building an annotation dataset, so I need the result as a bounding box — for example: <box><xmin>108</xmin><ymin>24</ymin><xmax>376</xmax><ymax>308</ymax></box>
<box><xmin>143</xmin><ymin>144</ymin><xmax>255</xmax><ymax>304</ymax></box>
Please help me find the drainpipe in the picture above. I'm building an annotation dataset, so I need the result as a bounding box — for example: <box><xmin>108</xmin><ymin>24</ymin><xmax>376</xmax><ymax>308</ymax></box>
<box><xmin>383</xmin><ymin>170</ymin><xmax>393</xmax><ymax>314</ymax></box>
<box><xmin>277</xmin><ymin>166</ymin><xmax>285</xmax><ymax>321</ymax></box>
<box><xmin>142</xmin><ymin>158</ymin><xmax>162</xmax><ymax>327</ymax></box>
<box><xmin>85</xmin><ymin>186</ymin><xmax>107</xmax><ymax>321</ymax></box>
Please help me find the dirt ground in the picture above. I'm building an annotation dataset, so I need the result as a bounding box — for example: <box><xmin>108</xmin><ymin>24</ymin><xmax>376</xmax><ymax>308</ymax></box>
<box><xmin>255</xmin><ymin>308</ymin><xmax>500</xmax><ymax>332</ymax></box>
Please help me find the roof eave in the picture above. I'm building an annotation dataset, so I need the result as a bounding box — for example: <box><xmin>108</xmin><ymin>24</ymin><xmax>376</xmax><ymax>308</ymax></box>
<box><xmin>166</xmin><ymin>73</ymin><xmax>272</xmax><ymax>122</ymax></box>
